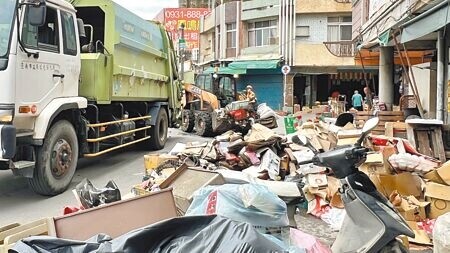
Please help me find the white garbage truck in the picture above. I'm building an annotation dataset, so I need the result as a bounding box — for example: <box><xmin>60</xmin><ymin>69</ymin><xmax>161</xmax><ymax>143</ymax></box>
<box><xmin>0</xmin><ymin>0</ymin><xmax>182</xmax><ymax>195</ymax></box>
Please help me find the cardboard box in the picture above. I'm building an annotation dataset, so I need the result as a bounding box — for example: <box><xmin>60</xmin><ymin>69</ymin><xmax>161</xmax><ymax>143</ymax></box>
<box><xmin>381</xmin><ymin>145</ymin><xmax>397</xmax><ymax>172</ymax></box>
<box><xmin>306</xmin><ymin>174</ymin><xmax>328</xmax><ymax>188</ymax></box>
<box><xmin>432</xmin><ymin>160</ymin><xmax>450</xmax><ymax>185</ymax></box>
<box><xmin>424</xmin><ymin>182</ymin><xmax>450</xmax><ymax>219</ymax></box>
<box><xmin>144</xmin><ymin>154</ymin><xmax>178</xmax><ymax>173</ymax></box>
<box><xmin>160</xmin><ymin>165</ymin><xmax>225</xmax><ymax>215</ymax></box>
<box><xmin>423</xmin><ymin>170</ymin><xmax>446</xmax><ymax>185</ymax></box>
<box><xmin>396</xmin><ymin>196</ymin><xmax>429</xmax><ymax>221</ymax></box>
<box><xmin>406</xmin><ymin>221</ymin><xmax>432</xmax><ymax>245</ymax></box>
<box><xmin>374</xmin><ymin>173</ymin><xmax>423</xmax><ymax>198</ymax></box>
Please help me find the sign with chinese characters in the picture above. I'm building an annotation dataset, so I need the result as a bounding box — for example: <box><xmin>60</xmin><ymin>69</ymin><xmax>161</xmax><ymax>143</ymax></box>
<box><xmin>155</xmin><ymin>8</ymin><xmax>210</xmax><ymax>50</ymax></box>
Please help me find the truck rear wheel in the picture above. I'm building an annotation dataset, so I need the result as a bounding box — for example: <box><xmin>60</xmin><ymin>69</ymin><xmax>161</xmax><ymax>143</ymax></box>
<box><xmin>28</xmin><ymin>120</ymin><xmax>78</xmax><ymax>196</ymax></box>
<box><xmin>147</xmin><ymin>108</ymin><xmax>168</xmax><ymax>150</ymax></box>
<box><xmin>195</xmin><ymin>112</ymin><xmax>214</xmax><ymax>137</ymax></box>
<box><xmin>180</xmin><ymin>109</ymin><xmax>195</xmax><ymax>132</ymax></box>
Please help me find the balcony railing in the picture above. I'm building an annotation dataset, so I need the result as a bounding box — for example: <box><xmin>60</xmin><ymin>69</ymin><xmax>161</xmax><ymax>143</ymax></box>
<box><xmin>323</xmin><ymin>41</ymin><xmax>355</xmax><ymax>57</ymax></box>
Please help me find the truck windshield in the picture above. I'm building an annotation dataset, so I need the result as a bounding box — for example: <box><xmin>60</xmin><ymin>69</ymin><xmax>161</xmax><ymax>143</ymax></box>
<box><xmin>0</xmin><ymin>0</ymin><xmax>17</xmax><ymax>58</ymax></box>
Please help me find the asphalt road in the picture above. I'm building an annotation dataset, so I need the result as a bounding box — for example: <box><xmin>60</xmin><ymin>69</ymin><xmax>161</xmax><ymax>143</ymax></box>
<box><xmin>0</xmin><ymin>128</ymin><xmax>210</xmax><ymax>227</ymax></box>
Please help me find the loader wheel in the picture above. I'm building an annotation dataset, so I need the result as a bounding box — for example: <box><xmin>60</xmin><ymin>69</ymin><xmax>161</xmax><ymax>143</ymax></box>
<box><xmin>180</xmin><ymin>110</ymin><xmax>195</xmax><ymax>132</ymax></box>
<box><xmin>195</xmin><ymin>112</ymin><xmax>214</xmax><ymax>137</ymax></box>
<box><xmin>28</xmin><ymin>120</ymin><xmax>78</xmax><ymax>196</ymax></box>
<box><xmin>147</xmin><ymin>109</ymin><xmax>168</xmax><ymax>150</ymax></box>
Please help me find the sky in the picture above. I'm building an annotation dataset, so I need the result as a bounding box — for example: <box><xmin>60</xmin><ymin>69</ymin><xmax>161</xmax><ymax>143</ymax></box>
<box><xmin>113</xmin><ymin>0</ymin><xmax>179</xmax><ymax>20</ymax></box>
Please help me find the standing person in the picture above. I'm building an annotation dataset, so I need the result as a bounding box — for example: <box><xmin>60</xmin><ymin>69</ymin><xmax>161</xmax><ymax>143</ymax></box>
<box><xmin>246</xmin><ymin>85</ymin><xmax>257</xmax><ymax>103</ymax></box>
<box><xmin>245</xmin><ymin>85</ymin><xmax>257</xmax><ymax>111</ymax></box>
<box><xmin>352</xmin><ymin>90</ymin><xmax>364</xmax><ymax>111</ymax></box>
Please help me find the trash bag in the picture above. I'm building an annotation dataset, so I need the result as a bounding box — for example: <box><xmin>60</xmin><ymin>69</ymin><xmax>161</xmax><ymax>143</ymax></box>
<box><xmin>11</xmin><ymin>216</ymin><xmax>286</xmax><ymax>253</ymax></box>
<box><xmin>186</xmin><ymin>184</ymin><xmax>289</xmax><ymax>227</ymax></box>
<box><xmin>75</xmin><ymin>179</ymin><xmax>121</xmax><ymax>209</ymax></box>
<box><xmin>434</xmin><ymin>212</ymin><xmax>450</xmax><ymax>253</ymax></box>
<box><xmin>257</xmin><ymin>103</ymin><xmax>279</xmax><ymax>120</ymax></box>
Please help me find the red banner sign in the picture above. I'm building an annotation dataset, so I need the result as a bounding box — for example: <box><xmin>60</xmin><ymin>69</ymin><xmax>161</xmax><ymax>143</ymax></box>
<box><xmin>162</xmin><ymin>8</ymin><xmax>210</xmax><ymax>50</ymax></box>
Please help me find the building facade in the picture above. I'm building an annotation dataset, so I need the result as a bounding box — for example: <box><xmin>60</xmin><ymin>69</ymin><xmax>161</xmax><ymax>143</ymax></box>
<box><xmin>353</xmin><ymin>0</ymin><xmax>446</xmax><ymax>120</ymax></box>
<box><xmin>198</xmin><ymin>0</ymin><xmax>366</xmax><ymax>111</ymax></box>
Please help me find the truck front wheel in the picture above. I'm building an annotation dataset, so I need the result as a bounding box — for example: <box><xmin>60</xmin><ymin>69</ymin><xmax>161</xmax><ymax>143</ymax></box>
<box><xmin>28</xmin><ymin>120</ymin><xmax>79</xmax><ymax>196</ymax></box>
<box><xmin>147</xmin><ymin>108</ymin><xmax>168</xmax><ymax>150</ymax></box>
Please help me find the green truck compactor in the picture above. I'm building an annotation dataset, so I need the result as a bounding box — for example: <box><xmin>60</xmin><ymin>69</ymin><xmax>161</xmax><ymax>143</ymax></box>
<box><xmin>72</xmin><ymin>0</ymin><xmax>182</xmax><ymax>150</ymax></box>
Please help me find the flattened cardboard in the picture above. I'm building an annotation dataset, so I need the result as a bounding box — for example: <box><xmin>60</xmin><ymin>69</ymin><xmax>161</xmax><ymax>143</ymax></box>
<box><xmin>306</xmin><ymin>174</ymin><xmax>328</xmax><ymax>188</ymax></box>
<box><xmin>405</xmin><ymin>221</ymin><xmax>432</xmax><ymax>245</ymax></box>
<box><xmin>375</xmin><ymin>173</ymin><xmax>423</xmax><ymax>198</ymax></box>
<box><xmin>365</xmin><ymin>153</ymin><xmax>383</xmax><ymax>164</ymax></box>
<box><xmin>424</xmin><ymin>182</ymin><xmax>450</xmax><ymax>219</ymax></box>
<box><xmin>396</xmin><ymin>196</ymin><xmax>429</xmax><ymax>221</ymax></box>
<box><xmin>337</xmin><ymin>137</ymin><xmax>359</xmax><ymax>146</ymax></box>
<box><xmin>435</xmin><ymin>160</ymin><xmax>450</xmax><ymax>185</ymax></box>
<box><xmin>381</xmin><ymin>145</ymin><xmax>397</xmax><ymax>172</ymax></box>
<box><xmin>259</xmin><ymin>149</ymin><xmax>281</xmax><ymax>180</ymax></box>
<box><xmin>423</xmin><ymin>170</ymin><xmax>446</xmax><ymax>185</ymax></box>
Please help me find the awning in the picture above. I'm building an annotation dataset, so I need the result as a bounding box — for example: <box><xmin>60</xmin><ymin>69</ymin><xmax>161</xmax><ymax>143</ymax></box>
<box><xmin>228</xmin><ymin>59</ymin><xmax>281</xmax><ymax>70</ymax></box>
<box><xmin>401</xmin><ymin>1</ymin><xmax>450</xmax><ymax>43</ymax></box>
<box><xmin>203</xmin><ymin>67</ymin><xmax>247</xmax><ymax>75</ymax></box>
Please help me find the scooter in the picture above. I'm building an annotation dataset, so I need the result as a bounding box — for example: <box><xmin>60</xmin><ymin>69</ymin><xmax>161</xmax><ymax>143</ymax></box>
<box><xmin>292</xmin><ymin>117</ymin><xmax>414</xmax><ymax>253</ymax></box>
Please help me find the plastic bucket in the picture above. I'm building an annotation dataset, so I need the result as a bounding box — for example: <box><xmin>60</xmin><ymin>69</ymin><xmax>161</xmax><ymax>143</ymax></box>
<box><xmin>284</xmin><ymin>115</ymin><xmax>296</xmax><ymax>134</ymax></box>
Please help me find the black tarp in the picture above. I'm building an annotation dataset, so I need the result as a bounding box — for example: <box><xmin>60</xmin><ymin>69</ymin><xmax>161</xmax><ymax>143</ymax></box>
<box><xmin>11</xmin><ymin>215</ymin><xmax>286</xmax><ymax>253</ymax></box>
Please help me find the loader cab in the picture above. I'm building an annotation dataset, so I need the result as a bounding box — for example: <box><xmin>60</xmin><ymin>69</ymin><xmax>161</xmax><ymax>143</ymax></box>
<box><xmin>195</xmin><ymin>73</ymin><xmax>236</xmax><ymax>108</ymax></box>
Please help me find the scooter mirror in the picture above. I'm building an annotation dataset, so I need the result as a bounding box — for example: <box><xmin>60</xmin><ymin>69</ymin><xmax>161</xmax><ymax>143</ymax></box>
<box><xmin>362</xmin><ymin>117</ymin><xmax>379</xmax><ymax>133</ymax></box>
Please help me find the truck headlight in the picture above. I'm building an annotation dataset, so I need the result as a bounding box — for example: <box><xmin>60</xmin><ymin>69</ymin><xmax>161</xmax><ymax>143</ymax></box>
<box><xmin>0</xmin><ymin>109</ymin><xmax>13</xmax><ymax>123</ymax></box>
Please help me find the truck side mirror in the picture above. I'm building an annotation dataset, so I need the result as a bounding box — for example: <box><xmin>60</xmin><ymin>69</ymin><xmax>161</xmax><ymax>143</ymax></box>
<box><xmin>77</xmin><ymin>18</ymin><xmax>86</xmax><ymax>38</ymax></box>
<box><xmin>28</xmin><ymin>0</ymin><xmax>47</xmax><ymax>27</ymax></box>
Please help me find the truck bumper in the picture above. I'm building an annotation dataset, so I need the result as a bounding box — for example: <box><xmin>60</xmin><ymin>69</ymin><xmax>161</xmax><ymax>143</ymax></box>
<box><xmin>0</xmin><ymin>124</ymin><xmax>16</xmax><ymax>160</ymax></box>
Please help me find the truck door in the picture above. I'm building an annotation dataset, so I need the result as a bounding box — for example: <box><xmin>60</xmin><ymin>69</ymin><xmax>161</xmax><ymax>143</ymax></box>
<box><xmin>16</xmin><ymin>4</ymin><xmax>80</xmax><ymax>121</ymax></box>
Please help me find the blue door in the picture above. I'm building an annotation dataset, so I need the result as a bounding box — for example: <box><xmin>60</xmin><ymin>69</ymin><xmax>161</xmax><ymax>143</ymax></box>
<box><xmin>237</xmin><ymin>74</ymin><xmax>283</xmax><ymax>110</ymax></box>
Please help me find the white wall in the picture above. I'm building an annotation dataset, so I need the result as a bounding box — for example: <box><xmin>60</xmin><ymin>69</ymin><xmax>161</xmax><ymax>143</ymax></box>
<box><xmin>295</xmin><ymin>14</ymin><xmax>328</xmax><ymax>43</ymax></box>
<box><xmin>410</xmin><ymin>62</ymin><xmax>436</xmax><ymax>118</ymax></box>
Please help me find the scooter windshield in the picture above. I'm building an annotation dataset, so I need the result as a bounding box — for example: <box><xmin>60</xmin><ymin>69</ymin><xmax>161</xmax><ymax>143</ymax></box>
<box><xmin>0</xmin><ymin>0</ymin><xmax>17</xmax><ymax>59</ymax></box>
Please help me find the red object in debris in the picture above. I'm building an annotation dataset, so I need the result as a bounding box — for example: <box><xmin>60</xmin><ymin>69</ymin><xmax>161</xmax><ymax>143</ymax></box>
<box><xmin>63</xmin><ymin>206</ymin><xmax>81</xmax><ymax>215</ymax></box>
<box><xmin>229</xmin><ymin>109</ymin><xmax>248</xmax><ymax>121</ymax></box>
<box><xmin>370</xmin><ymin>136</ymin><xmax>389</xmax><ymax>146</ymax></box>
<box><xmin>206</xmin><ymin>190</ymin><xmax>218</xmax><ymax>215</ymax></box>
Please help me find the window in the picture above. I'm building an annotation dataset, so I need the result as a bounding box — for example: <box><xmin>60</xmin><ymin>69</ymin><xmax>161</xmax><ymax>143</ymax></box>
<box><xmin>247</xmin><ymin>20</ymin><xmax>278</xmax><ymax>47</ymax></box>
<box><xmin>22</xmin><ymin>6</ymin><xmax>59</xmax><ymax>52</ymax></box>
<box><xmin>327</xmin><ymin>16</ymin><xmax>352</xmax><ymax>41</ymax></box>
<box><xmin>217</xmin><ymin>25</ymin><xmax>220</xmax><ymax>53</ymax></box>
<box><xmin>196</xmin><ymin>75</ymin><xmax>205</xmax><ymax>89</ymax></box>
<box><xmin>61</xmin><ymin>11</ymin><xmax>77</xmax><ymax>56</ymax></box>
<box><xmin>204</xmin><ymin>75</ymin><xmax>212</xmax><ymax>91</ymax></box>
<box><xmin>226</xmin><ymin>23</ymin><xmax>236</xmax><ymax>48</ymax></box>
<box><xmin>296</xmin><ymin>26</ymin><xmax>310</xmax><ymax>37</ymax></box>
<box><xmin>220</xmin><ymin>76</ymin><xmax>233</xmax><ymax>97</ymax></box>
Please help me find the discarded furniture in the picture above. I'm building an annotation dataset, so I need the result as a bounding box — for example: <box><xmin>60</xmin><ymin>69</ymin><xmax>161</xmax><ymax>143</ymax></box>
<box><xmin>0</xmin><ymin>219</ymin><xmax>53</xmax><ymax>253</ymax></box>
<box><xmin>355</xmin><ymin>111</ymin><xmax>405</xmax><ymax>136</ymax></box>
<box><xmin>160</xmin><ymin>164</ymin><xmax>225</xmax><ymax>216</ymax></box>
<box><xmin>385</xmin><ymin>122</ymin><xmax>407</xmax><ymax>139</ymax></box>
<box><xmin>0</xmin><ymin>189</ymin><xmax>178</xmax><ymax>250</ymax></box>
<box><xmin>406</xmin><ymin>119</ymin><xmax>446</xmax><ymax>162</ymax></box>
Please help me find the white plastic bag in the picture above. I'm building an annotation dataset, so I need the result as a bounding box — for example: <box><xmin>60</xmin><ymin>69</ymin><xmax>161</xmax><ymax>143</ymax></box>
<box><xmin>434</xmin><ymin>212</ymin><xmax>450</xmax><ymax>253</ymax></box>
<box><xmin>186</xmin><ymin>183</ymin><xmax>289</xmax><ymax>227</ymax></box>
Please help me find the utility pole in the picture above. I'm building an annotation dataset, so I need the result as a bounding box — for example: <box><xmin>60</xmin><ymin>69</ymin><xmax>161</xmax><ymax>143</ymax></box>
<box><xmin>179</xmin><ymin>23</ymin><xmax>185</xmax><ymax>81</ymax></box>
